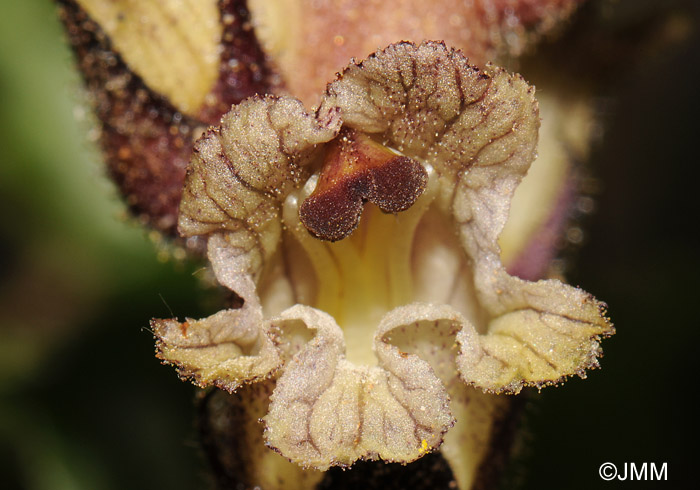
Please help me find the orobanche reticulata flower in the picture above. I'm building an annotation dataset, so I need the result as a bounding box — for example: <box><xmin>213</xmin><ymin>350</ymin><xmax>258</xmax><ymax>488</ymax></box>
<box><xmin>153</xmin><ymin>41</ymin><xmax>613</xmax><ymax>477</ymax></box>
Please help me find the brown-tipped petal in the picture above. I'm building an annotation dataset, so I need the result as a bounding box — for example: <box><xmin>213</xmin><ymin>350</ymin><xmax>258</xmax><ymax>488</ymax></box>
<box><xmin>299</xmin><ymin>129</ymin><xmax>428</xmax><ymax>241</ymax></box>
<box><xmin>58</xmin><ymin>0</ymin><xmax>271</xmax><ymax>233</ymax></box>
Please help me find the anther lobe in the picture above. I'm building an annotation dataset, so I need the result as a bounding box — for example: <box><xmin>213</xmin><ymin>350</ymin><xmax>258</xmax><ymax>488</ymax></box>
<box><xmin>299</xmin><ymin>129</ymin><xmax>427</xmax><ymax>241</ymax></box>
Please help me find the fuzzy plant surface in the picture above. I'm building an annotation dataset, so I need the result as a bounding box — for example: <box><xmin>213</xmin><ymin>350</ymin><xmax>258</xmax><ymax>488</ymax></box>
<box><xmin>55</xmin><ymin>1</ymin><xmax>618</xmax><ymax>489</ymax></box>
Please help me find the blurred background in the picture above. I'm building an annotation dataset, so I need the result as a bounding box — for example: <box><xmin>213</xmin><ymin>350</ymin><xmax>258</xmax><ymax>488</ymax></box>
<box><xmin>1</xmin><ymin>0</ymin><xmax>697</xmax><ymax>489</ymax></box>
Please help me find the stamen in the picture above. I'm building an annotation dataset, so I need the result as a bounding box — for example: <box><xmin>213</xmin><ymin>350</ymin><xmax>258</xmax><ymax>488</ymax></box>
<box><xmin>299</xmin><ymin>128</ymin><xmax>428</xmax><ymax>241</ymax></box>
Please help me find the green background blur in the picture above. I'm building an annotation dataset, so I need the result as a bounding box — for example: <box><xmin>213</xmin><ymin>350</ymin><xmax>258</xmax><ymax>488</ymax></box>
<box><xmin>1</xmin><ymin>1</ymin><xmax>697</xmax><ymax>489</ymax></box>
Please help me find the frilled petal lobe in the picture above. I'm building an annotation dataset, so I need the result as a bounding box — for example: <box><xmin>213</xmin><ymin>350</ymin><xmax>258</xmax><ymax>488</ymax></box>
<box><xmin>153</xmin><ymin>41</ymin><xmax>613</xmax><ymax>470</ymax></box>
<box><xmin>264</xmin><ymin>305</ymin><xmax>453</xmax><ymax>469</ymax></box>
<box><xmin>152</xmin><ymin>306</ymin><xmax>279</xmax><ymax>392</ymax></box>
